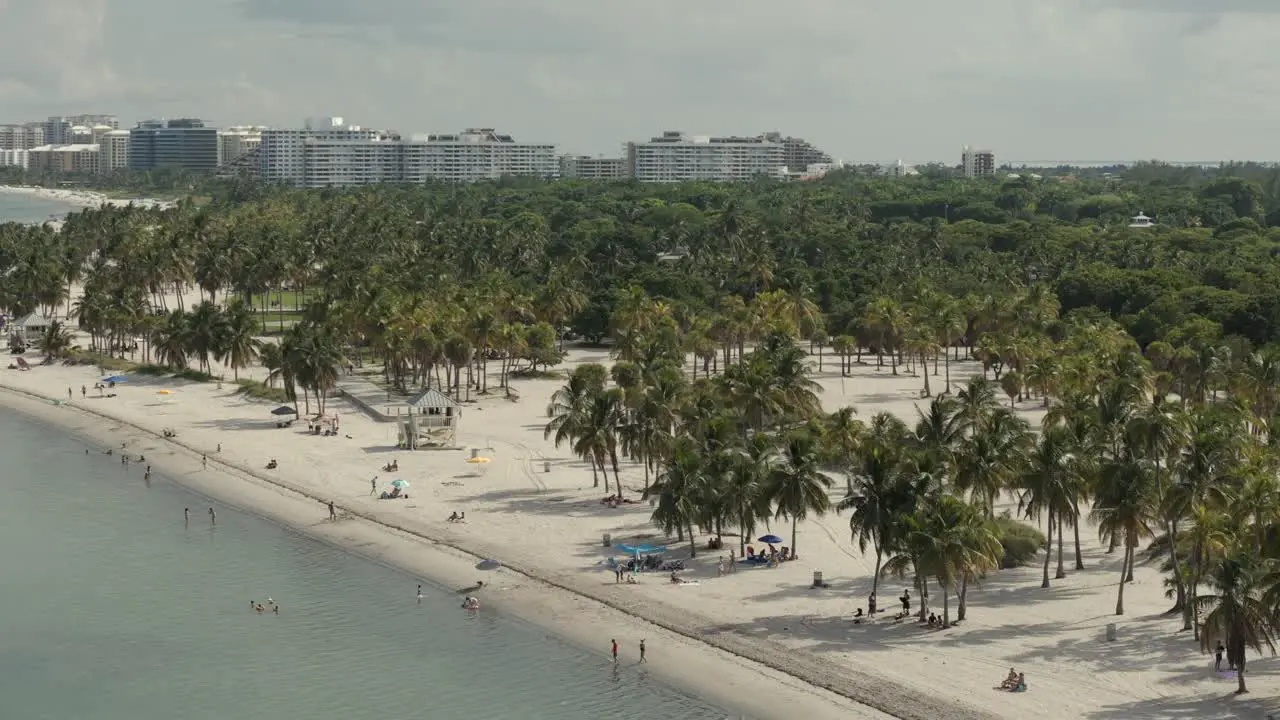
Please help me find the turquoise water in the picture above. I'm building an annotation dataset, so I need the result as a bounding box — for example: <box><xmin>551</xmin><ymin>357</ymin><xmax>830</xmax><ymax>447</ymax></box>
<box><xmin>0</xmin><ymin>409</ymin><xmax>731</xmax><ymax>720</ymax></box>
<box><xmin>0</xmin><ymin>190</ymin><xmax>80</xmax><ymax>224</ymax></box>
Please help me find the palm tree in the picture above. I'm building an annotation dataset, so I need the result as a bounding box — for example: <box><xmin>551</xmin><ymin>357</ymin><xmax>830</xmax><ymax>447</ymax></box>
<box><xmin>840</xmin><ymin>440</ymin><xmax>905</xmax><ymax>601</ymax></box>
<box><xmin>913</xmin><ymin>495</ymin><xmax>1003</xmax><ymax>627</ymax></box>
<box><xmin>36</xmin><ymin>320</ymin><xmax>74</xmax><ymax>360</ymax></box>
<box><xmin>1018</xmin><ymin>425</ymin><xmax>1077</xmax><ymax>586</ymax></box>
<box><xmin>545</xmin><ymin>364</ymin><xmax>608</xmax><ymax>487</ymax></box>
<box><xmin>1129</xmin><ymin>399</ymin><xmax>1190</xmax><ymax>615</ymax></box>
<box><xmin>185</xmin><ymin>302</ymin><xmax>225</xmax><ymax>374</ymax></box>
<box><xmin>1092</xmin><ymin>448</ymin><xmax>1156</xmax><ymax>615</ymax></box>
<box><xmin>1198</xmin><ymin>547</ymin><xmax>1278</xmax><ymax>693</ymax></box>
<box><xmin>152</xmin><ymin>310</ymin><xmax>190</xmax><ymax>371</ymax></box>
<box><xmin>768</xmin><ymin>431</ymin><xmax>832</xmax><ymax>558</ymax></box>
<box><xmin>648</xmin><ymin>438</ymin><xmax>708</xmax><ymax>557</ymax></box>
<box><xmin>220</xmin><ymin>298</ymin><xmax>261</xmax><ymax>380</ymax></box>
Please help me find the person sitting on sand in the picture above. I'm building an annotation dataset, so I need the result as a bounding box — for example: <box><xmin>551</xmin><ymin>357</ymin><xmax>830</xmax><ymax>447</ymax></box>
<box><xmin>670</xmin><ymin>571</ymin><xmax>681</xmax><ymax>585</ymax></box>
<box><xmin>928</xmin><ymin>613</ymin><xmax>939</xmax><ymax>627</ymax></box>
<box><xmin>998</xmin><ymin>668</ymin><xmax>1018</xmax><ymax>690</ymax></box>
<box><xmin>1010</xmin><ymin>673</ymin><xmax>1026</xmax><ymax>692</ymax></box>
<box><xmin>852</xmin><ymin>608</ymin><xmax>865</xmax><ymax>624</ymax></box>
<box><xmin>447</xmin><ymin>511</ymin><xmax>459</xmax><ymax>522</ymax></box>
<box><xmin>266</xmin><ymin>458</ymin><xmax>277</xmax><ymax>469</ymax></box>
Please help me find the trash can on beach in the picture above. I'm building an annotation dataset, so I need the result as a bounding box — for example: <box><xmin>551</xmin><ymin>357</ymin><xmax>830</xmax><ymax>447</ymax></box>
<box><xmin>812</xmin><ymin>571</ymin><xmax>824</xmax><ymax>587</ymax></box>
<box><xmin>543</xmin><ymin>461</ymin><xmax>550</xmax><ymax>473</ymax></box>
<box><xmin>603</xmin><ymin>533</ymin><xmax>612</xmax><ymax>547</ymax></box>
<box><xmin>1106</xmin><ymin>623</ymin><xmax>1117</xmax><ymax>641</ymax></box>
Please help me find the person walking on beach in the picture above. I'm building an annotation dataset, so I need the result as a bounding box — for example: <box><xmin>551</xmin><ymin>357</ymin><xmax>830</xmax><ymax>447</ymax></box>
<box><xmin>67</xmin><ymin>387</ymin><xmax>72</xmax><ymax>401</ymax></box>
<box><xmin>371</xmin><ymin>477</ymin><xmax>378</xmax><ymax>496</ymax></box>
<box><xmin>216</xmin><ymin>443</ymin><xmax>221</xmax><ymax>453</ymax></box>
<box><xmin>729</xmin><ymin>549</ymin><xmax>736</xmax><ymax>572</ymax></box>
<box><xmin>611</xmin><ymin>639</ymin><xmax>618</xmax><ymax>663</ymax></box>
<box><xmin>900</xmin><ymin>589</ymin><xmax>911</xmax><ymax>614</ymax></box>
<box><xmin>208</xmin><ymin>507</ymin><xmax>216</xmax><ymax>525</ymax></box>
<box><xmin>717</xmin><ymin>555</ymin><xmax>725</xmax><ymax>577</ymax></box>
<box><xmin>328</xmin><ymin>500</ymin><xmax>336</xmax><ymax>520</ymax></box>
<box><xmin>1215</xmin><ymin>641</ymin><xmax>1225</xmax><ymax>672</ymax></box>
<box><xmin>639</xmin><ymin>639</ymin><xmax>646</xmax><ymax>663</ymax></box>
<box><xmin>202</xmin><ymin>455</ymin><xmax>207</xmax><ymax>470</ymax></box>
<box><xmin>80</xmin><ymin>385</ymin><xmax>86</xmax><ymax>399</ymax></box>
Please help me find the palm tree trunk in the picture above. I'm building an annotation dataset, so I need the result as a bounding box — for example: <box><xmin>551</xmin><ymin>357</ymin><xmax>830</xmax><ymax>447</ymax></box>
<box><xmin>871</xmin><ymin>546</ymin><xmax>883</xmax><ymax>599</ymax></box>
<box><xmin>688</xmin><ymin>523</ymin><xmax>697</xmax><ymax>558</ymax></box>
<box><xmin>944</xmin><ymin>335</ymin><xmax>952</xmax><ymax>390</ymax></box>
<box><xmin>1073</xmin><ymin>500</ymin><xmax>1085</xmax><ymax>569</ymax></box>
<box><xmin>1115</xmin><ymin>542</ymin><xmax>1128</xmax><ymax>615</ymax></box>
<box><xmin>1041</xmin><ymin>509</ymin><xmax>1053</xmax><ymax>588</ymax></box>
<box><xmin>1237</xmin><ymin>654</ymin><xmax>1247</xmax><ymax>694</ymax></box>
<box><xmin>790</xmin><ymin>516</ymin><xmax>798</xmax><ymax>559</ymax></box>
<box><xmin>1056</xmin><ymin>515</ymin><xmax>1066</xmax><ymax>579</ymax></box>
<box><xmin>942</xmin><ymin>580</ymin><xmax>951</xmax><ymax>628</ymax></box>
<box><xmin>1125</xmin><ymin>540</ymin><xmax>1135</xmax><ymax>583</ymax></box>
<box><xmin>957</xmin><ymin>576</ymin><xmax>968</xmax><ymax>621</ymax></box>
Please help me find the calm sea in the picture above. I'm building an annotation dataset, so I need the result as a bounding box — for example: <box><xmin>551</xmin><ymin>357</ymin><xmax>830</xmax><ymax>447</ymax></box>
<box><xmin>0</xmin><ymin>409</ymin><xmax>731</xmax><ymax>720</ymax></box>
<box><xmin>0</xmin><ymin>190</ymin><xmax>80</xmax><ymax>224</ymax></box>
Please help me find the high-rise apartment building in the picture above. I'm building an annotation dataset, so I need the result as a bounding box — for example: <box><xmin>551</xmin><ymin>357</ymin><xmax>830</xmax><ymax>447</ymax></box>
<box><xmin>401</xmin><ymin>128</ymin><xmax>558</xmax><ymax>183</ymax></box>
<box><xmin>760</xmin><ymin>132</ymin><xmax>833</xmax><ymax>172</ymax></box>
<box><xmin>0</xmin><ymin>123</ymin><xmax>45</xmax><ymax>150</ymax></box>
<box><xmin>559</xmin><ymin>155</ymin><xmax>627</xmax><ymax>180</ymax></box>
<box><xmin>624</xmin><ymin>131</ymin><xmax>790</xmax><ymax>183</ymax></box>
<box><xmin>0</xmin><ymin>149</ymin><xmax>29</xmax><ymax>169</ymax></box>
<box><xmin>129</xmin><ymin>118</ymin><xmax>218</xmax><ymax>172</ymax></box>
<box><xmin>258</xmin><ymin>117</ymin><xmax>386</xmax><ymax>186</ymax></box>
<box><xmin>258</xmin><ymin>119</ymin><xmax>559</xmax><ymax>188</ymax></box>
<box><xmin>961</xmin><ymin>146</ymin><xmax>995</xmax><ymax>177</ymax></box>
<box><xmin>217</xmin><ymin>126</ymin><xmax>267</xmax><ymax>166</ymax></box>
<box><xmin>98</xmin><ymin>130</ymin><xmax>131</xmax><ymax>173</ymax></box>
<box><xmin>43</xmin><ymin>115</ymin><xmax>117</xmax><ymax>145</ymax></box>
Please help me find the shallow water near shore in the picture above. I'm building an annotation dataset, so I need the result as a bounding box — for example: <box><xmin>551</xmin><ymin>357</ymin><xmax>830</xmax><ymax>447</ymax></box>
<box><xmin>0</xmin><ymin>189</ymin><xmax>81</xmax><ymax>224</ymax></box>
<box><xmin>0</xmin><ymin>411</ymin><xmax>733</xmax><ymax>720</ymax></box>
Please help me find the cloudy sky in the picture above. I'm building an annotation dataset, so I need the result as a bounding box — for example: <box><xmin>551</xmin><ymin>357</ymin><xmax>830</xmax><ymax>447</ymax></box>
<box><xmin>0</xmin><ymin>0</ymin><xmax>1277</xmax><ymax>163</ymax></box>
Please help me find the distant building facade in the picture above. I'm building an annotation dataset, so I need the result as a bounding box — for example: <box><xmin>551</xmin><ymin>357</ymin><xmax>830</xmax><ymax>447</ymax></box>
<box><xmin>98</xmin><ymin>130</ymin><xmax>131</xmax><ymax>173</ymax></box>
<box><xmin>29</xmin><ymin>144</ymin><xmax>100</xmax><ymax>174</ymax></box>
<box><xmin>217</xmin><ymin>126</ymin><xmax>266</xmax><ymax>166</ymax></box>
<box><xmin>258</xmin><ymin>119</ymin><xmax>558</xmax><ymax>188</ymax></box>
<box><xmin>961</xmin><ymin>146</ymin><xmax>995</xmax><ymax>177</ymax></box>
<box><xmin>624</xmin><ymin>131</ymin><xmax>791</xmax><ymax>183</ymax></box>
<box><xmin>402</xmin><ymin>128</ymin><xmax>558</xmax><ymax>183</ymax></box>
<box><xmin>761</xmin><ymin>131</ymin><xmax>833</xmax><ymax>172</ymax></box>
<box><xmin>0</xmin><ymin>123</ymin><xmax>45</xmax><ymax>150</ymax></box>
<box><xmin>129</xmin><ymin>119</ymin><xmax>218</xmax><ymax>172</ymax></box>
<box><xmin>0</xmin><ymin>149</ymin><xmax>29</xmax><ymax>169</ymax></box>
<box><xmin>559</xmin><ymin>155</ymin><xmax>627</xmax><ymax>180</ymax></box>
<box><xmin>44</xmin><ymin>115</ymin><xmax>117</xmax><ymax>145</ymax></box>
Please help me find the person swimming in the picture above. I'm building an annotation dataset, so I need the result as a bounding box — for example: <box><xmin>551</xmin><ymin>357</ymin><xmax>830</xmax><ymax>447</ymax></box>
<box><xmin>417</xmin><ymin>584</ymin><xmax>424</xmax><ymax>603</ymax></box>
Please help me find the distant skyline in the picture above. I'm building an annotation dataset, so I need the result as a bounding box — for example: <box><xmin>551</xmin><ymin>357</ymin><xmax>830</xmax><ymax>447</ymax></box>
<box><xmin>1</xmin><ymin>1</ymin><xmax>1277</xmax><ymax>163</ymax></box>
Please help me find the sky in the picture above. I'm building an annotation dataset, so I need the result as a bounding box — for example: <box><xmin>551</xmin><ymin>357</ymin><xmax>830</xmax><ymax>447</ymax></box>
<box><xmin>0</xmin><ymin>0</ymin><xmax>1278</xmax><ymax>163</ymax></box>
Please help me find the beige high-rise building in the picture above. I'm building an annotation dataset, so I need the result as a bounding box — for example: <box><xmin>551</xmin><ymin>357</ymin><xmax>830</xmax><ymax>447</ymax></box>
<box><xmin>961</xmin><ymin>146</ymin><xmax>995</xmax><ymax>177</ymax></box>
<box><xmin>28</xmin><ymin>144</ymin><xmax>100</xmax><ymax>173</ymax></box>
<box><xmin>98</xmin><ymin>130</ymin><xmax>131</xmax><ymax>173</ymax></box>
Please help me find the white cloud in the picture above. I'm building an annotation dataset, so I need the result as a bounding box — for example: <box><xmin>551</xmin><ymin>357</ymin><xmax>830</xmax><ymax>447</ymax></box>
<box><xmin>0</xmin><ymin>0</ymin><xmax>1275</xmax><ymax>162</ymax></box>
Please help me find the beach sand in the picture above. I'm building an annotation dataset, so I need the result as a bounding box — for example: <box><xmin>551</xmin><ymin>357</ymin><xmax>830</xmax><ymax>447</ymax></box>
<box><xmin>2</xmin><ymin>304</ymin><xmax>1276</xmax><ymax>719</ymax></box>
<box><xmin>0</xmin><ymin>185</ymin><xmax>174</xmax><ymax>215</ymax></box>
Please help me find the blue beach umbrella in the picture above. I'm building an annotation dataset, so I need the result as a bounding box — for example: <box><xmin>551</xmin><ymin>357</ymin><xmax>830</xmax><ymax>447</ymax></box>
<box><xmin>614</xmin><ymin>543</ymin><xmax>667</xmax><ymax>555</ymax></box>
<box><xmin>389</xmin><ymin>479</ymin><xmax>411</xmax><ymax>489</ymax></box>
<box><xmin>102</xmin><ymin>375</ymin><xmax>129</xmax><ymax>383</ymax></box>
<box><xmin>757</xmin><ymin>534</ymin><xmax>784</xmax><ymax>545</ymax></box>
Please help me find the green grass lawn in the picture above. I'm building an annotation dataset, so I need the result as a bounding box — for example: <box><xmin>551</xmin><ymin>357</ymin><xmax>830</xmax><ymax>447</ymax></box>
<box><xmin>249</xmin><ymin>289</ymin><xmax>315</xmax><ymax>311</ymax></box>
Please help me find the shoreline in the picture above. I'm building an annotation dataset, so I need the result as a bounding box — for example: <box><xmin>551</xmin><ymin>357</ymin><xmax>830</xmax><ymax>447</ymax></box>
<box><xmin>0</xmin><ymin>184</ymin><xmax>174</xmax><ymax>214</ymax></box>
<box><xmin>0</xmin><ymin>382</ymin><xmax>900</xmax><ymax>720</ymax></box>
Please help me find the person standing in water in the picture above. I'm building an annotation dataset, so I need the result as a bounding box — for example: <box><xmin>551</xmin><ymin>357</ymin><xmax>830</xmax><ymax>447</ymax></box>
<box><xmin>611</xmin><ymin>639</ymin><xmax>618</xmax><ymax>663</ymax></box>
<box><xmin>184</xmin><ymin>508</ymin><xmax>190</xmax><ymax>525</ymax></box>
<box><xmin>208</xmin><ymin>507</ymin><xmax>216</xmax><ymax>525</ymax></box>
<box><xmin>639</xmin><ymin>639</ymin><xmax>646</xmax><ymax>663</ymax></box>
<box><xmin>328</xmin><ymin>501</ymin><xmax>336</xmax><ymax>520</ymax></box>
<box><xmin>417</xmin><ymin>584</ymin><xmax>424</xmax><ymax>603</ymax></box>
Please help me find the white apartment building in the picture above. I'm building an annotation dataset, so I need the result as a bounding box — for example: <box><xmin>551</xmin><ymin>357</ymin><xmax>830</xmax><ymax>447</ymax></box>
<box><xmin>560</xmin><ymin>154</ymin><xmax>627</xmax><ymax>180</ymax></box>
<box><xmin>258</xmin><ymin>117</ymin><xmax>385</xmax><ymax>186</ymax></box>
<box><xmin>625</xmin><ymin>131</ymin><xmax>789</xmax><ymax>183</ymax></box>
<box><xmin>0</xmin><ymin>149</ymin><xmax>29</xmax><ymax>169</ymax></box>
<box><xmin>258</xmin><ymin>119</ymin><xmax>559</xmax><ymax>188</ymax></box>
<box><xmin>217</xmin><ymin>126</ymin><xmax>266</xmax><ymax>166</ymax></box>
<box><xmin>962</xmin><ymin>146</ymin><xmax>995</xmax><ymax>177</ymax></box>
<box><xmin>402</xmin><ymin>128</ymin><xmax>558</xmax><ymax>183</ymax></box>
<box><xmin>98</xmin><ymin>130</ymin><xmax>131</xmax><ymax>173</ymax></box>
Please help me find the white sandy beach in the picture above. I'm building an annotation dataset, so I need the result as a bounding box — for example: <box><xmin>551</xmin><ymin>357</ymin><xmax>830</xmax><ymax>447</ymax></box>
<box><xmin>1</xmin><ymin>294</ymin><xmax>1276</xmax><ymax>719</ymax></box>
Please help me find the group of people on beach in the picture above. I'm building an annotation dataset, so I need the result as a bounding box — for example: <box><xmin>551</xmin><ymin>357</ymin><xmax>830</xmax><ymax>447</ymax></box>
<box><xmin>995</xmin><ymin>668</ymin><xmax>1027</xmax><ymax>692</ymax></box>
<box><xmin>610</xmin><ymin>638</ymin><xmax>646</xmax><ymax>664</ymax></box>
